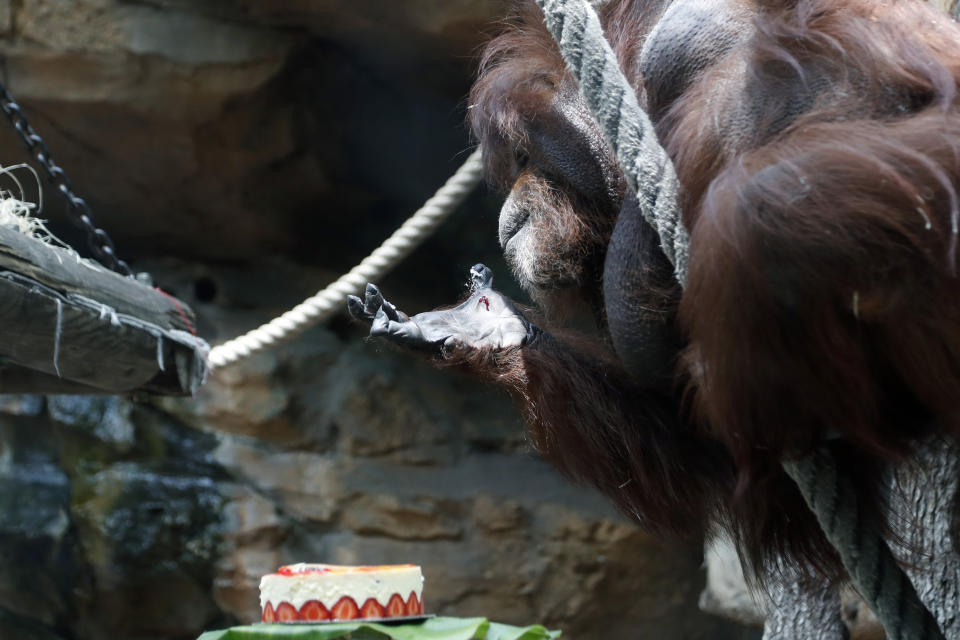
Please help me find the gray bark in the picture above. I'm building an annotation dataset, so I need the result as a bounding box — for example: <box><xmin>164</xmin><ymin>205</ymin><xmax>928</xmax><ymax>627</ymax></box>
<box><xmin>761</xmin><ymin>559</ymin><xmax>848</xmax><ymax>640</ymax></box>
<box><xmin>888</xmin><ymin>436</ymin><xmax>960</xmax><ymax>639</ymax></box>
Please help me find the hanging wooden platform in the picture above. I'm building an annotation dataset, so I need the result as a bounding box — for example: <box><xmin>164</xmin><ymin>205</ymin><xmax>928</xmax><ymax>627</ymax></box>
<box><xmin>0</xmin><ymin>225</ymin><xmax>208</xmax><ymax>396</ymax></box>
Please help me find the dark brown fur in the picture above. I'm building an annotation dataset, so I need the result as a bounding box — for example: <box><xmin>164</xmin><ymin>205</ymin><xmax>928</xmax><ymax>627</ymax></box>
<box><xmin>676</xmin><ymin>0</ymin><xmax>960</xmax><ymax>575</ymax></box>
<box><xmin>442</xmin><ymin>333</ymin><xmax>732</xmax><ymax>539</ymax></box>
<box><xmin>465</xmin><ymin>0</ymin><xmax>960</xmax><ymax>581</ymax></box>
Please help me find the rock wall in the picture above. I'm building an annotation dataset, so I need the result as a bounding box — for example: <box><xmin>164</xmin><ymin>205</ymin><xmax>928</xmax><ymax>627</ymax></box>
<box><xmin>0</xmin><ymin>270</ymin><xmax>752</xmax><ymax>640</ymax></box>
<box><xmin>0</xmin><ymin>0</ymin><xmax>509</xmax><ymax>271</ymax></box>
<box><xmin>0</xmin><ymin>1</ymin><xmax>762</xmax><ymax>639</ymax></box>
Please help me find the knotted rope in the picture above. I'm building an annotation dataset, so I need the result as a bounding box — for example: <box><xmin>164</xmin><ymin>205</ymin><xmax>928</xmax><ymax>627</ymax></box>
<box><xmin>530</xmin><ymin>0</ymin><xmax>945</xmax><ymax>638</ymax></box>
<box><xmin>537</xmin><ymin>0</ymin><xmax>689</xmax><ymax>281</ymax></box>
<box><xmin>207</xmin><ymin>148</ymin><xmax>484</xmax><ymax>369</ymax></box>
<box><xmin>783</xmin><ymin>454</ymin><xmax>945</xmax><ymax>640</ymax></box>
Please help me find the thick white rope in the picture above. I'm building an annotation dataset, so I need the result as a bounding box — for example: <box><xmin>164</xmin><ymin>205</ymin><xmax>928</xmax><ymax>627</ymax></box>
<box><xmin>207</xmin><ymin>147</ymin><xmax>484</xmax><ymax>369</ymax></box>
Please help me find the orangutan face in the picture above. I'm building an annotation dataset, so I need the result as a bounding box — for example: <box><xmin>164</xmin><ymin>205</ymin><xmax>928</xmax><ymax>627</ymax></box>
<box><xmin>494</xmin><ymin>87</ymin><xmax>624</xmax><ymax>297</ymax></box>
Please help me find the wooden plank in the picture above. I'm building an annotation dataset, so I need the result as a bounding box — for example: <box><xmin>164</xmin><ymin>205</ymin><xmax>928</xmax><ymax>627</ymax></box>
<box><xmin>0</xmin><ymin>226</ymin><xmax>195</xmax><ymax>333</ymax></box>
<box><xmin>0</xmin><ymin>226</ymin><xmax>207</xmax><ymax>395</ymax></box>
<box><xmin>0</xmin><ymin>275</ymin><xmax>205</xmax><ymax>394</ymax></box>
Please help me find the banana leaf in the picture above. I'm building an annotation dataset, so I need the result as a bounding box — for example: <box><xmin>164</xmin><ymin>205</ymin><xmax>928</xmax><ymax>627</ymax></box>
<box><xmin>197</xmin><ymin>616</ymin><xmax>561</xmax><ymax>640</ymax></box>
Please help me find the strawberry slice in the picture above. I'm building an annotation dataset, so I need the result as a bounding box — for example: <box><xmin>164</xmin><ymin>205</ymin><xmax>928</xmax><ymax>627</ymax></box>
<box><xmin>262</xmin><ymin>602</ymin><xmax>276</xmax><ymax>623</ymax></box>
<box><xmin>360</xmin><ymin>598</ymin><xmax>386</xmax><ymax>619</ymax></box>
<box><xmin>275</xmin><ymin>602</ymin><xmax>298</xmax><ymax>622</ymax></box>
<box><xmin>300</xmin><ymin>600</ymin><xmax>330</xmax><ymax>621</ymax></box>
<box><xmin>386</xmin><ymin>594</ymin><xmax>406</xmax><ymax>617</ymax></box>
<box><xmin>330</xmin><ymin>596</ymin><xmax>360</xmax><ymax>620</ymax></box>
<box><xmin>406</xmin><ymin>592</ymin><xmax>422</xmax><ymax>615</ymax></box>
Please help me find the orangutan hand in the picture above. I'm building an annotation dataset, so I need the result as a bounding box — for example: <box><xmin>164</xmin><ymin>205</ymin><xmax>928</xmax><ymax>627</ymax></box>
<box><xmin>347</xmin><ymin>264</ymin><xmax>538</xmax><ymax>352</ymax></box>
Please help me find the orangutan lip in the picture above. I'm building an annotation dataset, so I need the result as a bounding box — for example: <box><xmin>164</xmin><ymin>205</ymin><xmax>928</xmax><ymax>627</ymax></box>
<box><xmin>502</xmin><ymin>233</ymin><xmax>518</xmax><ymax>256</ymax></box>
<box><xmin>499</xmin><ymin>212</ymin><xmax>529</xmax><ymax>249</ymax></box>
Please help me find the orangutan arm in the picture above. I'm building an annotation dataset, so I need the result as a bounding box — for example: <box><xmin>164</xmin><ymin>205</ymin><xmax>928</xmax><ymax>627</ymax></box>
<box><xmin>348</xmin><ymin>265</ymin><xmax>731</xmax><ymax>539</ymax></box>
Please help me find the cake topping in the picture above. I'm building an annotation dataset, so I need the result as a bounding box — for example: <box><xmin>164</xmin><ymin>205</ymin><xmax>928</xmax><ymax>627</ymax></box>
<box><xmin>275</xmin><ymin>563</ymin><xmax>416</xmax><ymax>576</ymax></box>
<box><xmin>260</xmin><ymin>562</ymin><xmax>425</xmax><ymax>622</ymax></box>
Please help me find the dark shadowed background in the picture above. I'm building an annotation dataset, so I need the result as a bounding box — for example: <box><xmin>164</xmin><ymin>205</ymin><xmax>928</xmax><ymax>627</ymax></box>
<box><xmin>0</xmin><ymin>1</ymin><xmax>753</xmax><ymax>638</ymax></box>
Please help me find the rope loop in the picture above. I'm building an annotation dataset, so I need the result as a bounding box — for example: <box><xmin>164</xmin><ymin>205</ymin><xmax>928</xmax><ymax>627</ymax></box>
<box><xmin>207</xmin><ymin>148</ymin><xmax>484</xmax><ymax>369</ymax></box>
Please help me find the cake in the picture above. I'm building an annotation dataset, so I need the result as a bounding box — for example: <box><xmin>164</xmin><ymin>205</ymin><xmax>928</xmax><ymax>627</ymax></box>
<box><xmin>259</xmin><ymin>563</ymin><xmax>424</xmax><ymax>623</ymax></box>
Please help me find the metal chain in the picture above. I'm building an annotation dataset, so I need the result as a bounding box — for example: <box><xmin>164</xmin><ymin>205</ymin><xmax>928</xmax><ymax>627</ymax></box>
<box><xmin>0</xmin><ymin>80</ymin><xmax>134</xmax><ymax>277</ymax></box>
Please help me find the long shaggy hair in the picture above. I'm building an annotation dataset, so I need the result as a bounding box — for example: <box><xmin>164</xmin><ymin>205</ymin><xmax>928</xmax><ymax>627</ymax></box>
<box><xmin>465</xmin><ymin>0</ymin><xmax>734</xmax><ymax>546</ymax></box>
<box><xmin>467</xmin><ymin>0</ymin><xmax>960</xmax><ymax>582</ymax></box>
<box><xmin>469</xmin><ymin>1</ymin><xmax>666</xmax><ymax>186</ymax></box>
<box><xmin>468</xmin><ymin>0</ymin><xmax>666</xmax><ymax>291</ymax></box>
<box><xmin>675</xmin><ymin>0</ymin><xmax>960</xmax><ymax>575</ymax></box>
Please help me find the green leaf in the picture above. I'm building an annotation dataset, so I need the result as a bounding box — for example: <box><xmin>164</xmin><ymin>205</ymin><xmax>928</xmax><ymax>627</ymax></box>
<box><xmin>485</xmin><ymin>622</ymin><xmax>561</xmax><ymax>640</ymax></box>
<box><xmin>196</xmin><ymin>617</ymin><xmax>560</xmax><ymax>640</ymax></box>
<box><xmin>370</xmin><ymin>617</ymin><xmax>489</xmax><ymax>640</ymax></box>
<box><xmin>196</xmin><ymin>624</ymin><xmax>381</xmax><ymax>640</ymax></box>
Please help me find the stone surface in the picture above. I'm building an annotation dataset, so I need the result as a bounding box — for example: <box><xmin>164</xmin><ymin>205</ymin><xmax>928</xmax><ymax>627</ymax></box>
<box><xmin>0</xmin><ymin>307</ymin><xmax>751</xmax><ymax>639</ymax></box>
<box><xmin>342</xmin><ymin>494</ymin><xmax>464</xmax><ymax>541</ymax></box>
<box><xmin>0</xmin><ymin>0</ymin><xmax>508</xmax><ymax>272</ymax></box>
<box><xmin>0</xmin><ymin>1</ymin><xmax>10</xmax><ymax>36</ymax></box>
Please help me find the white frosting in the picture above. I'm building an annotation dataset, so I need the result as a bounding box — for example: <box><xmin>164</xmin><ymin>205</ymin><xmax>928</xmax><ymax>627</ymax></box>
<box><xmin>259</xmin><ymin>564</ymin><xmax>423</xmax><ymax>610</ymax></box>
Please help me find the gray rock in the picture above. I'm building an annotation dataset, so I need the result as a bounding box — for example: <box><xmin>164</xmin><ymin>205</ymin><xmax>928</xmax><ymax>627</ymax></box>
<box><xmin>0</xmin><ymin>463</ymin><xmax>72</xmax><ymax>624</ymax></box>
<box><xmin>342</xmin><ymin>494</ymin><xmax>464</xmax><ymax>541</ymax></box>
<box><xmin>120</xmin><ymin>7</ymin><xmax>291</xmax><ymax>65</ymax></box>
<box><xmin>213</xmin><ymin>439</ymin><xmax>344</xmax><ymax>523</ymax></box>
<box><xmin>72</xmin><ymin>463</ymin><xmax>225</xmax><ymax>575</ymax></box>
<box><xmin>0</xmin><ymin>0</ymin><xmax>10</xmax><ymax>36</ymax></box>
<box><xmin>0</xmin><ymin>395</ymin><xmax>44</xmax><ymax>416</ymax></box>
<box><xmin>48</xmin><ymin>396</ymin><xmax>134</xmax><ymax>446</ymax></box>
<box><xmin>0</xmin><ymin>609</ymin><xmax>66</xmax><ymax>640</ymax></box>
